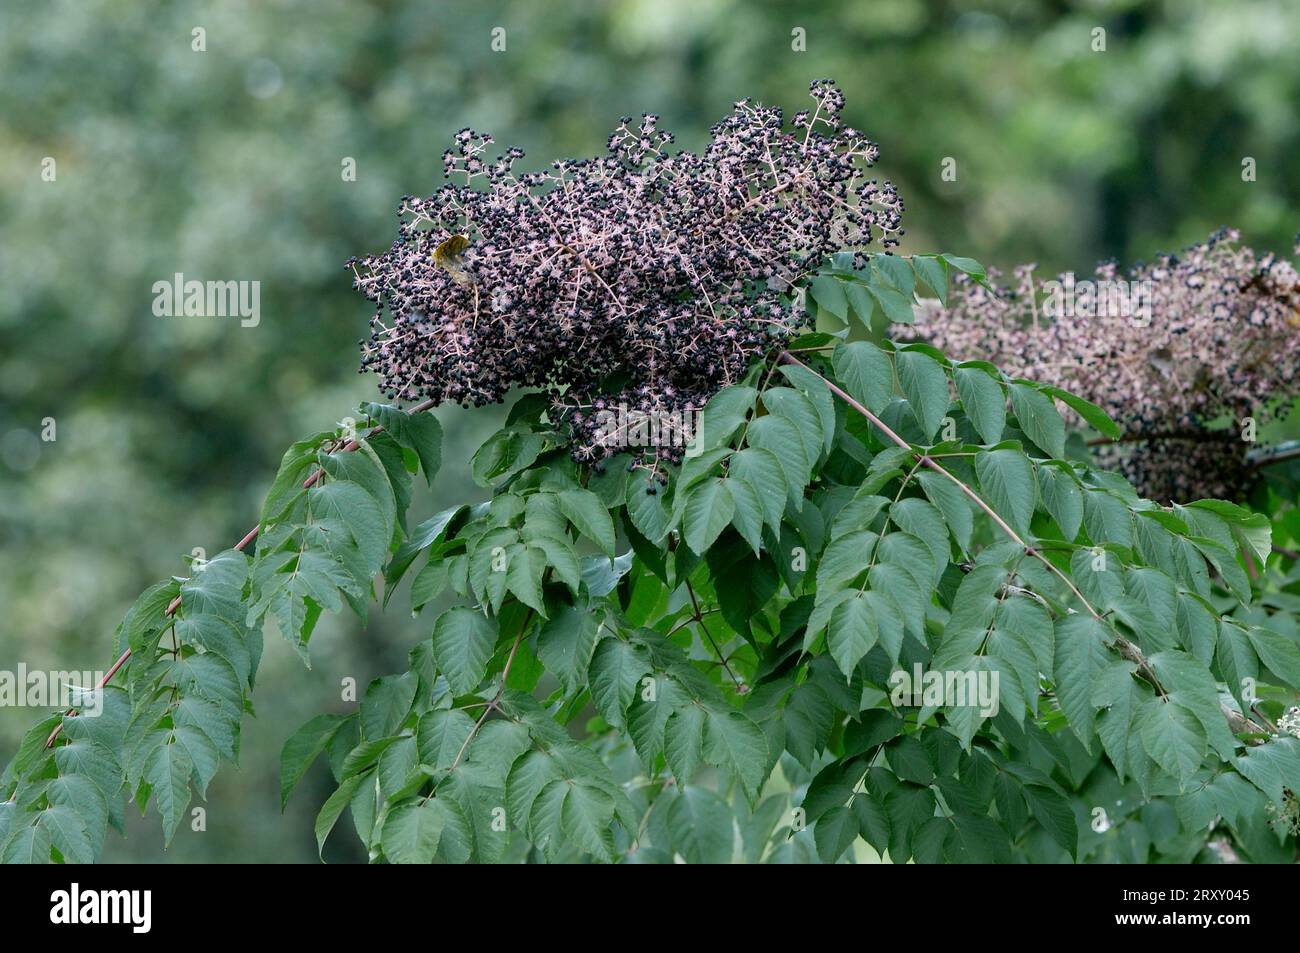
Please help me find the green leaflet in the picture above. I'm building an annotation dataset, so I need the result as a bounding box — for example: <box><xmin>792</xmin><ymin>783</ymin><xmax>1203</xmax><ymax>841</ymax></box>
<box><xmin>471</xmin><ymin>427</ymin><xmax>546</xmax><ymax>487</ymax></box>
<box><xmin>360</xmin><ymin>673</ymin><xmax>417</xmax><ymax>741</ymax></box>
<box><xmin>537</xmin><ymin>602</ymin><xmax>602</xmax><ymax>693</ymax></box>
<box><xmin>809</xmin><ymin>275</ymin><xmax>849</xmax><ymax>321</ymax></box>
<box><xmin>746</xmin><ymin>413</ymin><xmax>811</xmax><ymax>508</ymax></box>
<box><xmin>728</xmin><ymin>447</ymin><xmax>787</xmax><ymax>533</ymax></box>
<box><xmin>1036</xmin><ymin>462</ymin><xmax>1083</xmax><ymax>541</ymax></box>
<box><xmin>558</xmin><ymin>488</ymin><xmax>617</xmax><ymax>557</ymax></box>
<box><xmin>668</xmin><ymin>786</ymin><xmax>736</xmax><ymax>863</ymax></box>
<box><xmin>832</xmin><ymin>341</ymin><xmax>894</xmax><ymax>414</ymax></box>
<box><xmin>827</xmin><ymin>591</ymin><xmax>878</xmax><ymax>677</ymax></box>
<box><xmin>144</xmin><ymin>741</ymin><xmax>193</xmax><ymax>846</ymax></box>
<box><xmin>588</xmin><ymin>638</ymin><xmax>652</xmax><ymax>731</ymax></box>
<box><xmin>280</xmin><ymin>714</ymin><xmax>351</xmax><ymax>810</ymax></box>
<box><xmin>762</xmin><ymin>387</ymin><xmax>825</xmax><ymax>468</ymax></box>
<box><xmin>315</xmin><ymin>773</ymin><xmax>366</xmax><ymax>857</ymax></box>
<box><xmin>975</xmin><ymin>448</ymin><xmax>1037</xmax><ymax>538</ymax></box>
<box><xmin>360</xmin><ymin>402</ymin><xmax>443</xmax><ymax>486</ymax></box>
<box><xmin>432</xmin><ymin>607</ymin><xmax>498</xmax><ymax>696</ymax></box>
<box><xmin>1052</xmin><ymin>613</ymin><xmax>1108</xmax><ymax>751</ymax></box>
<box><xmin>779</xmin><ymin>363</ymin><xmax>837</xmax><ymax>458</ymax></box>
<box><xmin>955</xmin><ymin>365</ymin><xmax>1006</xmax><ymax>445</ymax></box>
<box><xmin>1008</xmin><ymin>382</ymin><xmax>1066</xmax><ymax>459</ymax></box>
<box><xmin>681</xmin><ymin>478</ymin><xmax>735</xmax><ymax>555</ymax></box>
<box><xmin>896</xmin><ymin>350</ymin><xmax>949</xmax><ymax>441</ymax></box>
<box><xmin>814</xmin><ymin>804</ymin><xmax>860</xmax><ymax>863</ymax></box>
<box><xmin>1138</xmin><ymin>699</ymin><xmax>1206</xmax><ymax>789</ymax></box>
<box><xmin>697</xmin><ymin>385</ymin><xmax>757</xmax><ymax>450</ymax></box>
<box><xmin>1245</xmin><ymin>626</ymin><xmax>1300</xmax><ymax>691</ymax></box>
<box><xmin>702</xmin><ymin>709</ymin><xmax>770</xmax><ymax>803</ymax></box>
<box><xmin>870</xmin><ymin>283</ymin><xmax>916</xmax><ymax>325</ymax></box>
<box><xmin>916</xmin><ymin>470</ymin><xmax>973</xmax><ymax>552</ymax></box>
<box><xmin>382</xmin><ymin>798</ymin><xmax>453</xmax><ymax>864</ymax></box>
<box><xmin>1042</xmin><ymin>387</ymin><xmax>1121</xmax><ymax>440</ymax></box>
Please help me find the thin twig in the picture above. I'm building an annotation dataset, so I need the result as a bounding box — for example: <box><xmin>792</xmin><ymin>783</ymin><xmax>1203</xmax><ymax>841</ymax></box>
<box><xmin>685</xmin><ymin>579</ymin><xmax>743</xmax><ymax>690</ymax></box>
<box><xmin>440</xmin><ymin>608</ymin><xmax>534</xmax><ymax>784</ymax></box>
<box><xmin>43</xmin><ymin>399</ymin><xmax>437</xmax><ymax>750</ymax></box>
<box><xmin>1251</xmin><ymin>441</ymin><xmax>1300</xmax><ymax>469</ymax></box>
<box><xmin>769</xmin><ymin>353</ymin><xmax>1190</xmax><ymax>712</ymax></box>
<box><xmin>774</xmin><ymin>350</ymin><xmax>1274</xmax><ymax>738</ymax></box>
<box><xmin>1086</xmin><ymin>429</ymin><xmax>1234</xmax><ymax>447</ymax></box>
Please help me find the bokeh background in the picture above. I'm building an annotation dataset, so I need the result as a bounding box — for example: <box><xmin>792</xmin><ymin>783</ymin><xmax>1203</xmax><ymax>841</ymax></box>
<box><xmin>2</xmin><ymin>0</ymin><xmax>1297</xmax><ymax>862</ymax></box>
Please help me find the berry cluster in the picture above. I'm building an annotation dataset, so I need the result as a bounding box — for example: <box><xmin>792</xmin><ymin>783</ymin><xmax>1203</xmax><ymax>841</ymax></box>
<box><xmin>350</xmin><ymin>81</ymin><xmax>902</xmax><ymax>463</ymax></box>
<box><xmin>908</xmin><ymin>229</ymin><xmax>1300</xmax><ymax>501</ymax></box>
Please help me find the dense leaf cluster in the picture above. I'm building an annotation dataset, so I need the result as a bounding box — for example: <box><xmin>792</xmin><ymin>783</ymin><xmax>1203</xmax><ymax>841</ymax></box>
<box><xmin>8</xmin><ymin>294</ymin><xmax>1299</xmax><ymax>861</ymax></box>
<box><xmin>0</xmin><ymin>404</ymin><xmax>443</xmax><ymax>858</ymax></box>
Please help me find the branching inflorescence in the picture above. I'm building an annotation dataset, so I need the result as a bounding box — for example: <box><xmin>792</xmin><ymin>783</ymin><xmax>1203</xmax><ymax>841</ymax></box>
<box><xmin>906</xmin><ymin>229</ymin><xmax>1300</xmax><ymax>501</ymax></box>
<box><xmin>350</xmin><ymin>80</ymin><xmax>903</xmax><ymax>465</ymax></box>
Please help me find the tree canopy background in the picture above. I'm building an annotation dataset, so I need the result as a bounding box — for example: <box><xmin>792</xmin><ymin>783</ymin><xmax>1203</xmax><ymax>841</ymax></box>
<box><xmin>1</xmin><ymin>0</ymin><xmax>1297</xmax><ymax>861</ymax></box>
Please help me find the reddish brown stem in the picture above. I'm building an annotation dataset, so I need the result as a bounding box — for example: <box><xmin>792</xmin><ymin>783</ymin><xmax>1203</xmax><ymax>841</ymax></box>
<box><xmin>776</xmin><ymin>351</ymin><xmax>1266</xmax><ymax>724</ymax></box>
<box><xmin>42</xmin><ymin>400</ymin><xmax>436</xmax><ymax>750</ymax></box>
<box><xmin>1086</xmin><ymin>429</ymin><xmax>1233</xmax><ymax>447</ymax></box>
<box><xmin>441</xmin><ymin>607</ymin><xmax>535</xmax><ymax>782</ymax></box>
<box><xmin>1253</xmin><ymin>444</ymin><xmax>1300</xmax><ymax>469</ymax></box>
<box><xmin>779</xmin><ymin>349</ymin><xmax>1275</xmax><ymax>737</ymax></box>
<box><xmin>777</xmin><ymin>350</ymin><xmax>1105</xmax><ymax>620</ymax></box>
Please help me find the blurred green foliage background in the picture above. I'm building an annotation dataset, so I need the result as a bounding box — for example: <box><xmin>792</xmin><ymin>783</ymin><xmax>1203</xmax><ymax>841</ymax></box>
<box><xmin>1</xmin><ymin>0</ymin><xmax>1297</xmax><ymax>861</ymax></box>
